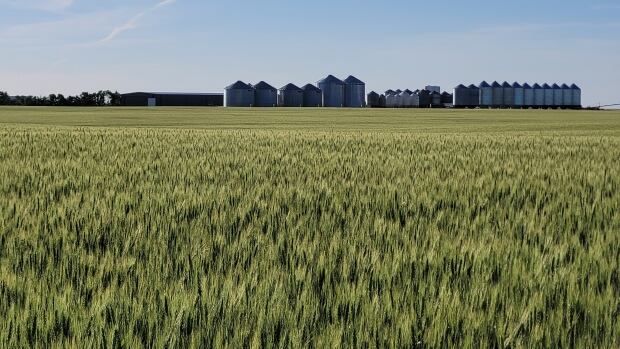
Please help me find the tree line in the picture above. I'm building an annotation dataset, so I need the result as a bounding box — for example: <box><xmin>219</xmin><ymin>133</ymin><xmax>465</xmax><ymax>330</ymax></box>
<box><xmin>0</xmin><ymin>90</ymin><xmax>121</xmax><ymax>106</ymax></box>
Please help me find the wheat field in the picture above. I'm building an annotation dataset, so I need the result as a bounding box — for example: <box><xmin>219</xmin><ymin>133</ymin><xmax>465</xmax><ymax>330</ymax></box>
<box><xmin>1</xmin><ymin>107</ymin><xmax>619</xmax><ymax>348</ymax></box>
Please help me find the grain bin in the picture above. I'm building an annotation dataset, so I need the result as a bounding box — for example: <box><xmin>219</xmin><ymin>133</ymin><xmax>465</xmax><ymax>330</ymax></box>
<box><xmin>410</xmin><ymin>91</ymin><xmax>420</xmax><ymax>108</ymax></box>
<box><xmin>502</xmin><ymin>81</ymin><xmax>514</xmax><ymax>107</ymax></box>
<box><xmin>225</xmin><ymin>81</ymin><xmax>254</xmax><ymax>107</ymax></box>
<box><xmin>301</xmin><ymin>84</ymin><xmax>322</xmax><ymax>107</ymax></box>
<box><xmin>343</xmin><ymin>75</ymin><xmax>366</xmax><ymax>108</ymax></box>
<box><xmin>543</xmin><ymin>83</ymin><xmax>554</xmax><ymax>107</ymax></box>
<box><xmin>441</xmin><ymin>92</ymin><xmax>453</xmax><ymax>106</ymax></box>
<box><xmin>385</xmin><ymin>90</ymin><xmax>397</xmax><ymax>108</ymax></box>
<box><xmin>278</xmin><ymin>83</ymin><xmax>303</xmax><ymax>107</ymax></box>
<box><xmin>454</xmin><ymin>84</ymin><xmax>468</xmax><ymax>108</ymax></box>
<box><xmin>317</xmin><ymin>75</ymin><xmax>345</xmax><ymax>107</ymax></box>
<box><xmin>431</xmin><ymin>91</ymin><xmax>442</xmax><ymax>108</ymax></box>
<box><xmin>561</xmin><ymin>84</ymin><xmax>572</xmax><ymax>107</ymax></box>
<box><xmin>512</xmin><ymin>82</ymin><xmax>524</xmax><ymax>108</ymax></box>
<box><xmin>533</xmin><ymin>83</ymin><xmax>544</xmax><ymax>107</ymax></box>
<box><xmin>479</xmin><ymin>81</ymin><xmax>492</xmax><ymax>107</ymax></box>
<box><xmin>523</xmin><ymin>83</ymin><xmax>534</xmax><ymax>108</ymax></box>
<box><xmin>367</xmin><ymin>91</ymin><xmax>381</xmax><ymax>108</ymax></box>
<box><xmin>417</xmin><ymin>89</ymin><xmax>431</xmax><ymax>108</ymax></box>
<box><xmin>378</xmin><ymin>94</ymin><xmax>387</xmax><ymax>108</ymax></box>
<box><xmin>468</xmin><ymin>84</ymin><xmax>480</xmax><ymax>108</ymax></box>
<box><xmin>253</xmin><ymin>81</ymin><xmax>277</xmax><ymax>107</ymax></box>
<box><xmin>396</xmin><ymin>91</ymin><xmax>407</xmax><ymax>108</ymax></box>
<box><xmin>552</xmin><ymin>83</ymin><xmax>563</xmax><ymax>107</ymax></box>
<box><xmin>571</xmin><ymin>84</ymin><xmax>581</xmax><ymax>108</ymax></box>
<box><xmin>492</xmin><ymin>81</ymin><xmax>503</xmax><ymax>107</ymax></box>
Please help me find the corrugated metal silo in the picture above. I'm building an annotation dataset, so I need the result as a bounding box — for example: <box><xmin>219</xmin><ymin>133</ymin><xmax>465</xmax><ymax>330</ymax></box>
<box><xmin>523</xmin><ymin>83</ymin><xmax>534</xmax><ymax>108</ymax></box>
<box><xmin>468</xmin><ymin>84</ymin><xmax>480</xmax><ymax>108</ymax></box>
<box><xmin>367</xmin><ymin>91</ymin><xmax>380</xmax><ymax>108</ymax></box>
<box><xmin>431</xmin><ymin>91</ymin><xmax>442</xmax><ymax>108</ymax></box>
<box><xmin>301</xmin><ymin>84</ymin><xmax>322</xmax><ymax>107</ymax></box>
<box><xmin>533</xmin><ymin>83</ymin><xmax>544</xmax><ymax>107</ymax></box>
<box><xmin>396</xmin><ymin>91</ymin><xmax>408</xmax><ymax>108</ymax></box>
<box><xmin>441</xmin><ymin>92</ymin><xmax>452</xmax><ymax>106</ymax></box>
<box><xmin>343</xmin><ymin>75</ymin><xmax>366</xmax><ymax>108</ymax></box>
<box><xmin>479</xmin><ymin>81</ymin><xmax>492</xmax><ymax>107</ymax></box>
<box><xmin>561</xmin><ymin>84</ymin><xmax>572</xmax><ymax>107</ymax></box>
<box><xmin>385</xmin><ymin>91</ymin><xmax>397</xmax><ymax>108</ymax></box>
<box><xmin>492</xmin><ymin>81</ymin><xmax>503</xmax><ymax>107</ymax></box>
<box><xmin>571</xmin><ymin>84</ymin><xmax>581</xmax><ymax>108</ymax></box>
<box><xmin>225</xmin><ymin>81</ymin><xmax>254</xmax><ymax>107</ymax></box>
<box><xmin>417</xmin><ymin>90</ymin><xmax>431</xmax><ymax>108</ymax></box>
<box><xmin>552</xmin><ymin>83</ymin><xmax>563</xmax><ymax>107</ymax></box>
<box><xmin>317</xmin><ymin>75</ymin><xmax>345</xmax><ymax>107</ymax></box>
<box><xmin>379</xmin><ymin>94</ymin><xmax>387</xmax><ymax>108</ymax></box>
<box><xmin>454</xmin><ymin>84</ymin><xmax>468</xmax><ymax>108</ymax></box>
<box><xmin>543</xmin><ymin>83</ymin><xmax>554</xmax><ymax>107</ymax></box>
<box><xmin>512</xmin><ymin>82</ymin><xmax>524</xmax><ymax>108</ymax></box>
<box><xmin>253</xmin><ymin>81</ymin><xmax>277</xmax><ymax>107</ymax></box>
<box><xmin>502</xmin><ymin>82</ymin><xmax>514</xmax><ymax>107</ymax></box>
<box><xmin>278</xmin><ymin>83</ymin><xmax>303</xmax><ymax>107</ymax></box>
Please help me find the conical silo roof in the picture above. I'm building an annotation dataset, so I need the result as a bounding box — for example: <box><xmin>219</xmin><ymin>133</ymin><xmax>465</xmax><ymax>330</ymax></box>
<box><xmin>480</xmin><ymin>81</ymin><xmax>491</xmax><ymax>88</ymax></box>
<box><xmin>512</xmin><ymin>82</ymin><xmax>522</xmax><ymax>88</ymax></box>
<box><xmin>533</xmin><ymin>83</ymin><xmax>542</xmax><ymax>89</ymax></box>
<box><xmin>468</xmin><ymin>84</ymin><xmax>479</xmax><ymax>89</ymax></box>
<box><xmin>317</xmin><ymin>75</ymin><xmax>344</xmax><ymax>85</ymax></box>
<box><xmin>502</xmin><ymin>81</ymin><xmax>511</xmax><ymax>88</ymax></box>
<box><xmin>492</xmin><ymin>81</ymin><xmax>502</xmax><ymax>87</ymax></box>
<box><xmin>395</xmin><ymin>89</ymin><xmax>403</xmax><ymax>94</ymax></box>
<box><xmin>226</xmin><ymin>81</ymin><xmax>252</xmax><ymax>90</ymax></box>
<box><xmin>254</xmin><ymin>81</ymin><xmax>276</xmax><ymax>91</ymax></box>
<box><xmin>368</xmin><ymin>91</ymin><xmax>379</xmax><ymax>97</ymax></box>
<box><xmin>455</xmin><ymin>84</ymin><xmax>467</xmax><ymax>89</ymax></box>
<box><xmin>344</xmin><ymin>75</ymin><xmax>364</xmax><ymax>85</ymax></box>
<box><xmin>542</xmin><ymin>83</ymin><xmax>551</xmax><ymax>89</ymax></box>
<box><xmin>403</xmin><ymin>89</ymin><xmax>413</xmax><ymax>94</ymax></box>
<box><xmin>523</xmin><ymin>83</ymin><xmax>532</xmax><ymax>89</ymax></box>
<box><xmin>552</xmin><ymin>83</ymin><xmax>561</xmax><ymax>89</ymax></box>
<box><xmin>385</xmin><ymin>89</ymin><xmax>395</xmax><ymax>95</ymax></box>
<box><xmin>561</xmin><ymin>84</ymin><xmax>571</xmax><ymax>89</ymax></box>
<box><xmin>570</xmin><ymin>84</ymin><xmax>581</xmax><ymax>90</ymax></box>
<box><xmin>302</xmin><ymin>84</ymin><xmax>321</xmax><ymax>92</ymax></box>
<box><xmin>279</xmin><ymin>83</ymin><xmax>302</xmax><ymax>91</ymax></box>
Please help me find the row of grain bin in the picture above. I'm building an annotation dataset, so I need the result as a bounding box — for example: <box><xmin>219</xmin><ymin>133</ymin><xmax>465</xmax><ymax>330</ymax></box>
<box><xmin>225</xmin><ymin>75</ymin><xmax>365</xmax><ymax>107</ymax></box>
<box><xmin>368</xmin><ymin>88</ymin><xmax>452</xmax><ymax>108</ymax></box>
<box><xmin>454</xmin><ymin>81</ymin><xmax>581</xmax><ymax>108</ymax></box>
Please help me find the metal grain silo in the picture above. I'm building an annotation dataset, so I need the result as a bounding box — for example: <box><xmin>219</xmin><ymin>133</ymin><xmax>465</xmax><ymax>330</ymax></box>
<box><xmin>441</xmin><ymin>92</ymin><xmax>452</xmax><ymax>107</ymax></box>
<box><xmin>492</xmin><ymin>81</ymin><xmax>503</xmax><ymax>107</ymax></box>
<box><xmin>379</xmin><ymin>94</ymin><xmax>386</xmax><ymax>108</ymax></box>
<box><xmin>396</xmin><ymin>91</ymin><xmax>407</xmax><ymax>108</ymax></box>
<box><xmin>571</xmin><ymin>84</ymin><xmax>581</xmax><ymax>108</ymax></box>
<box><xmin>431</xmin><ymin>91</ymin><xmax>442</xmax><ymax>108</ymax></box>
<box><xmin>512</xmin><ymin>82</ymin><xmax>524</xmax><ymax>108</ymax></box>
<box><xmin>417</xmin><ymin>89</ymin><xmax>431</xmax><ymax>108</ymax></box>
<box><xmin>561</xmin><ymin>84</ymin><xmax>572</xmax><ymax>107</ymax></box>
<box><xmin>301</xmin><ymin>84</ymin><xmax>322</xmax><ymax>107</ymax></box>
<box><xmin>552</xmin><ymin>83</ymin><xmax>563</xmax><ymax>108</ymax></box>
<box><xmin>542</xmin><ymin>84</ymin><xmax>553</xmax><ymax>107</ymax></box>
<box><xmin>367</xmin><ymin>91</ymin><xmax>380</xmax><ymax>108</ymax></box>
<box><xmin>468</xmin><ymin>84</ymin><xmax>480</xmax><ymax>108</ymax></box>
<box><xmin>523</xmin><ymin>83</ymin><xmax>534</xmax><ymax>108</ymax></box>
<box><xmin>225</xmin><ymin>81</ymin><xmax>254</xmax><ymax>107</ymax></box>
<box><xmin>253</xmin><ymin>81</ymin><xmax>277</xmax><ymax>107</ymax></box>
<box><xmin>343</xmin><ymin>75</ymin><xmax>366</xmax><ymax>108</ymax></box>
<box><xmin>278</xmin><ymin>83</ymin><xmax>303</xmax><ymax>107</ymax></box>
<box><xmin>479</xmin><ymin>81</ymin><xmax>492</xmax><ymax>107</ymax></box>
<box><xmin>533</xmin><ymin>83</ymin><xmax>544</xmax><ymax>107</ymax></box>
<box><xmin>454</xmin><ymin>84</ymin><xmax>468</xmax><ymax>108</ymax></box>
<box><xmin>502</xmin><ymin>82</ymin><xmax>514</xmax><ymax>107</ymax></box>
<box><xmin>317</xmin><ymin>75</ymin><xmax>345</xmax><ymax>107</ymax></box>
<box><xmin>385</xmin><ymin>91</ymin><xmax>397</xmax><ymax>108</ymax></box>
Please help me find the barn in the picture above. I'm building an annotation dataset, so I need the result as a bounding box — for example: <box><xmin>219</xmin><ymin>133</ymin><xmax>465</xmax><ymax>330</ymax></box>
<box><xmin>120</xmin><ymin>92</ymin><xmax>223</xmax><ymax>107</ymax></box>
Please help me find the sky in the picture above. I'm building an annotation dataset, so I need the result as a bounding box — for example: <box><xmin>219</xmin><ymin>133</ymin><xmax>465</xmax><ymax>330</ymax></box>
<box><xmin>0</xmin><ymin>0</ymin><xmax>619</xmax><ymax>106</ymax></box>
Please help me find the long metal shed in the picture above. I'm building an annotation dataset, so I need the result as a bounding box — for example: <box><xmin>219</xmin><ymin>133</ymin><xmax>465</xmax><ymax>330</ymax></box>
<box><xmin>278</xmin><ymin>83</ymin><xmax>303</xmax><ymax>107</ymax></box>
<box><xmin>343</xmin><ymin>75</ymin><xmax>366</xmax><ymax>108</ymax></box>
<box><xmin>301</xmin><ymin>84</ymin><xmax>322</xmax><ymax>107</ymax></box>
<box><xmin>225</xmin><ymin>81</ymin><xmax>255</xmax><ymax>107</ymax></box>
<box><xmin>317</xmin><ymin>75</ymin><xmax>345</xmax><ymax>107</ymax></box>
<box><xmin>121</xmin><ymin>92</ymin><xmax>223</xmax><ymax>107</ymax></box>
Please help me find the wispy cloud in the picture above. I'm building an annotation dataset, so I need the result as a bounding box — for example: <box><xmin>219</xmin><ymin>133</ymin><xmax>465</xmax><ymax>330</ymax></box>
<box><xmin>99</xmin><ymin>0</ymin><xmax>177</xmax><ymax>44</ymax></box>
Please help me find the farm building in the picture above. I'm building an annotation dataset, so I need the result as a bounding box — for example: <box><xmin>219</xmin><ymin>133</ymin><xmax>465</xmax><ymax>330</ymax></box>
<box><xmin>317</xmin><ymin>75</ymin><xmax>345</xmax><ymax>107</ymax></box>
<box><xmin>278</xmin><ymin>83</ymin><xmax>304</xmax><ymax>107</ymax></box>
<box><xmin>225</xmin><ymin>81</ymin><xmax>254</xmax><ymax>107</ymax></box>
<box><xmin>253</xmin><ymin>81</ymin><xmax>278</xmax><ymax>107</ymax></box>
<box><xmin>120</xmin><ymin>92</ymin><xmax>223</xmax><ymax>107</ymax></box>
<box><xmin>301</xmin><ymin>84</ymin><xmax>322</xmax><ymax>107</ymax></box>
<box><xmin>343</xmin><ymin>75</ymin><xmax>366</xmax><ymax>108</ymax></box>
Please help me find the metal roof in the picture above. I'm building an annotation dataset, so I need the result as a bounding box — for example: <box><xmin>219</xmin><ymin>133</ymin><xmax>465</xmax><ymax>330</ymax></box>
<box><xmin>404</xmin><ymin>89</ymin><xmax>414</xmax><ymax>94</ymax></box>
<box><xmin>523</xmin><ymin>83</ymin><xmax>532</xmax><ymax>89</ymax></box>
<box><xmin>468</xmin><ymin>84</ymin><xmax>479</xmax><ymax>89</ymax></box>
<box><xmin>542</xmin><ymin>83</ymin><xmax>551</xmax><ymax>88</ymax></box>
<box><xmin>570</xmin><ymin>84</ymin><xmax>581</xmax><ymax>90</ymax></box>
<box><xmin>561</xmin><ymin>83</ymin><xmax>571</xmax><ymax>89</ymax></box>
<box><xmin>368</xmin><ymin>91</ymin><xmax>379</xmax><ymax>97</ymax></box>
<box><xmin>122</xmin><ymin>92</ymin><xmax>223</xmax><ymax>96</ymax></box>
<box><xmin>302</xmin><ymin>84</ymin><xmax>321</xmax><ymax>92</ymax></box>
<box><xmin>512</xmin><ymin>82</ymin><xmax>522</xmax><ymax>88</ymax></box>
<box><xmin>502</xmin><ymin>81</ymin><xmax>511</xmax><ymax>88</ymax></box>
<box><xmin>455</xmin><ymin>84</ymin><xmax>467</xmax><ymax>89</ymax></box>
<box><xmin>254</xmin><ymin>81</ymin><xmax>277</xmax><ymax>90</ymax></box>
<box><xmin>492</xmin><ymin>81</ymin><xmax>502</xmax><ymax>87</ymax></box>
<box><xmin>279</xmin><ymin>83</ymin><xmax>302</xmax><ymax>91</ymax></box>
<box><xmin>385</xmin><ymin>89</ymin><xmax>395</xmax><ymax>95</ymax></box>
<box><xmin>552</xmin><ymin>83</ymin><xmax>561</xmax><ymax>89</ymax></box>
<box><xmin>317</xmin><ymin>74</ymin><xmax>344</xmax><ymax>85</ymax></box>
<box><xmin>479</xmin><ymin>81</ymin><xmax>491</xmax><ymax>88</ymax></box>
<box><xmin>343</xmin><ymin>75</ymin><xmax>364</xmax><ymax>85</ymax></box>
<box><xmin>533</xmin><ymin>83</ymin><xmax>542</xmax><ymax>89</ymax></box>
<box><xmin>226</xmin><ymin>81</ymin><xmax>252</xmax><ymax>90</ymax></box>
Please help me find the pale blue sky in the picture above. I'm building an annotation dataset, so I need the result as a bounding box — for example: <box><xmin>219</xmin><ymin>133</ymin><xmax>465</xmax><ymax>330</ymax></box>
<box><xmin>1</xmin><ymin>0</ymin><xmax>619</xmax><ymax>106</ymax></box>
